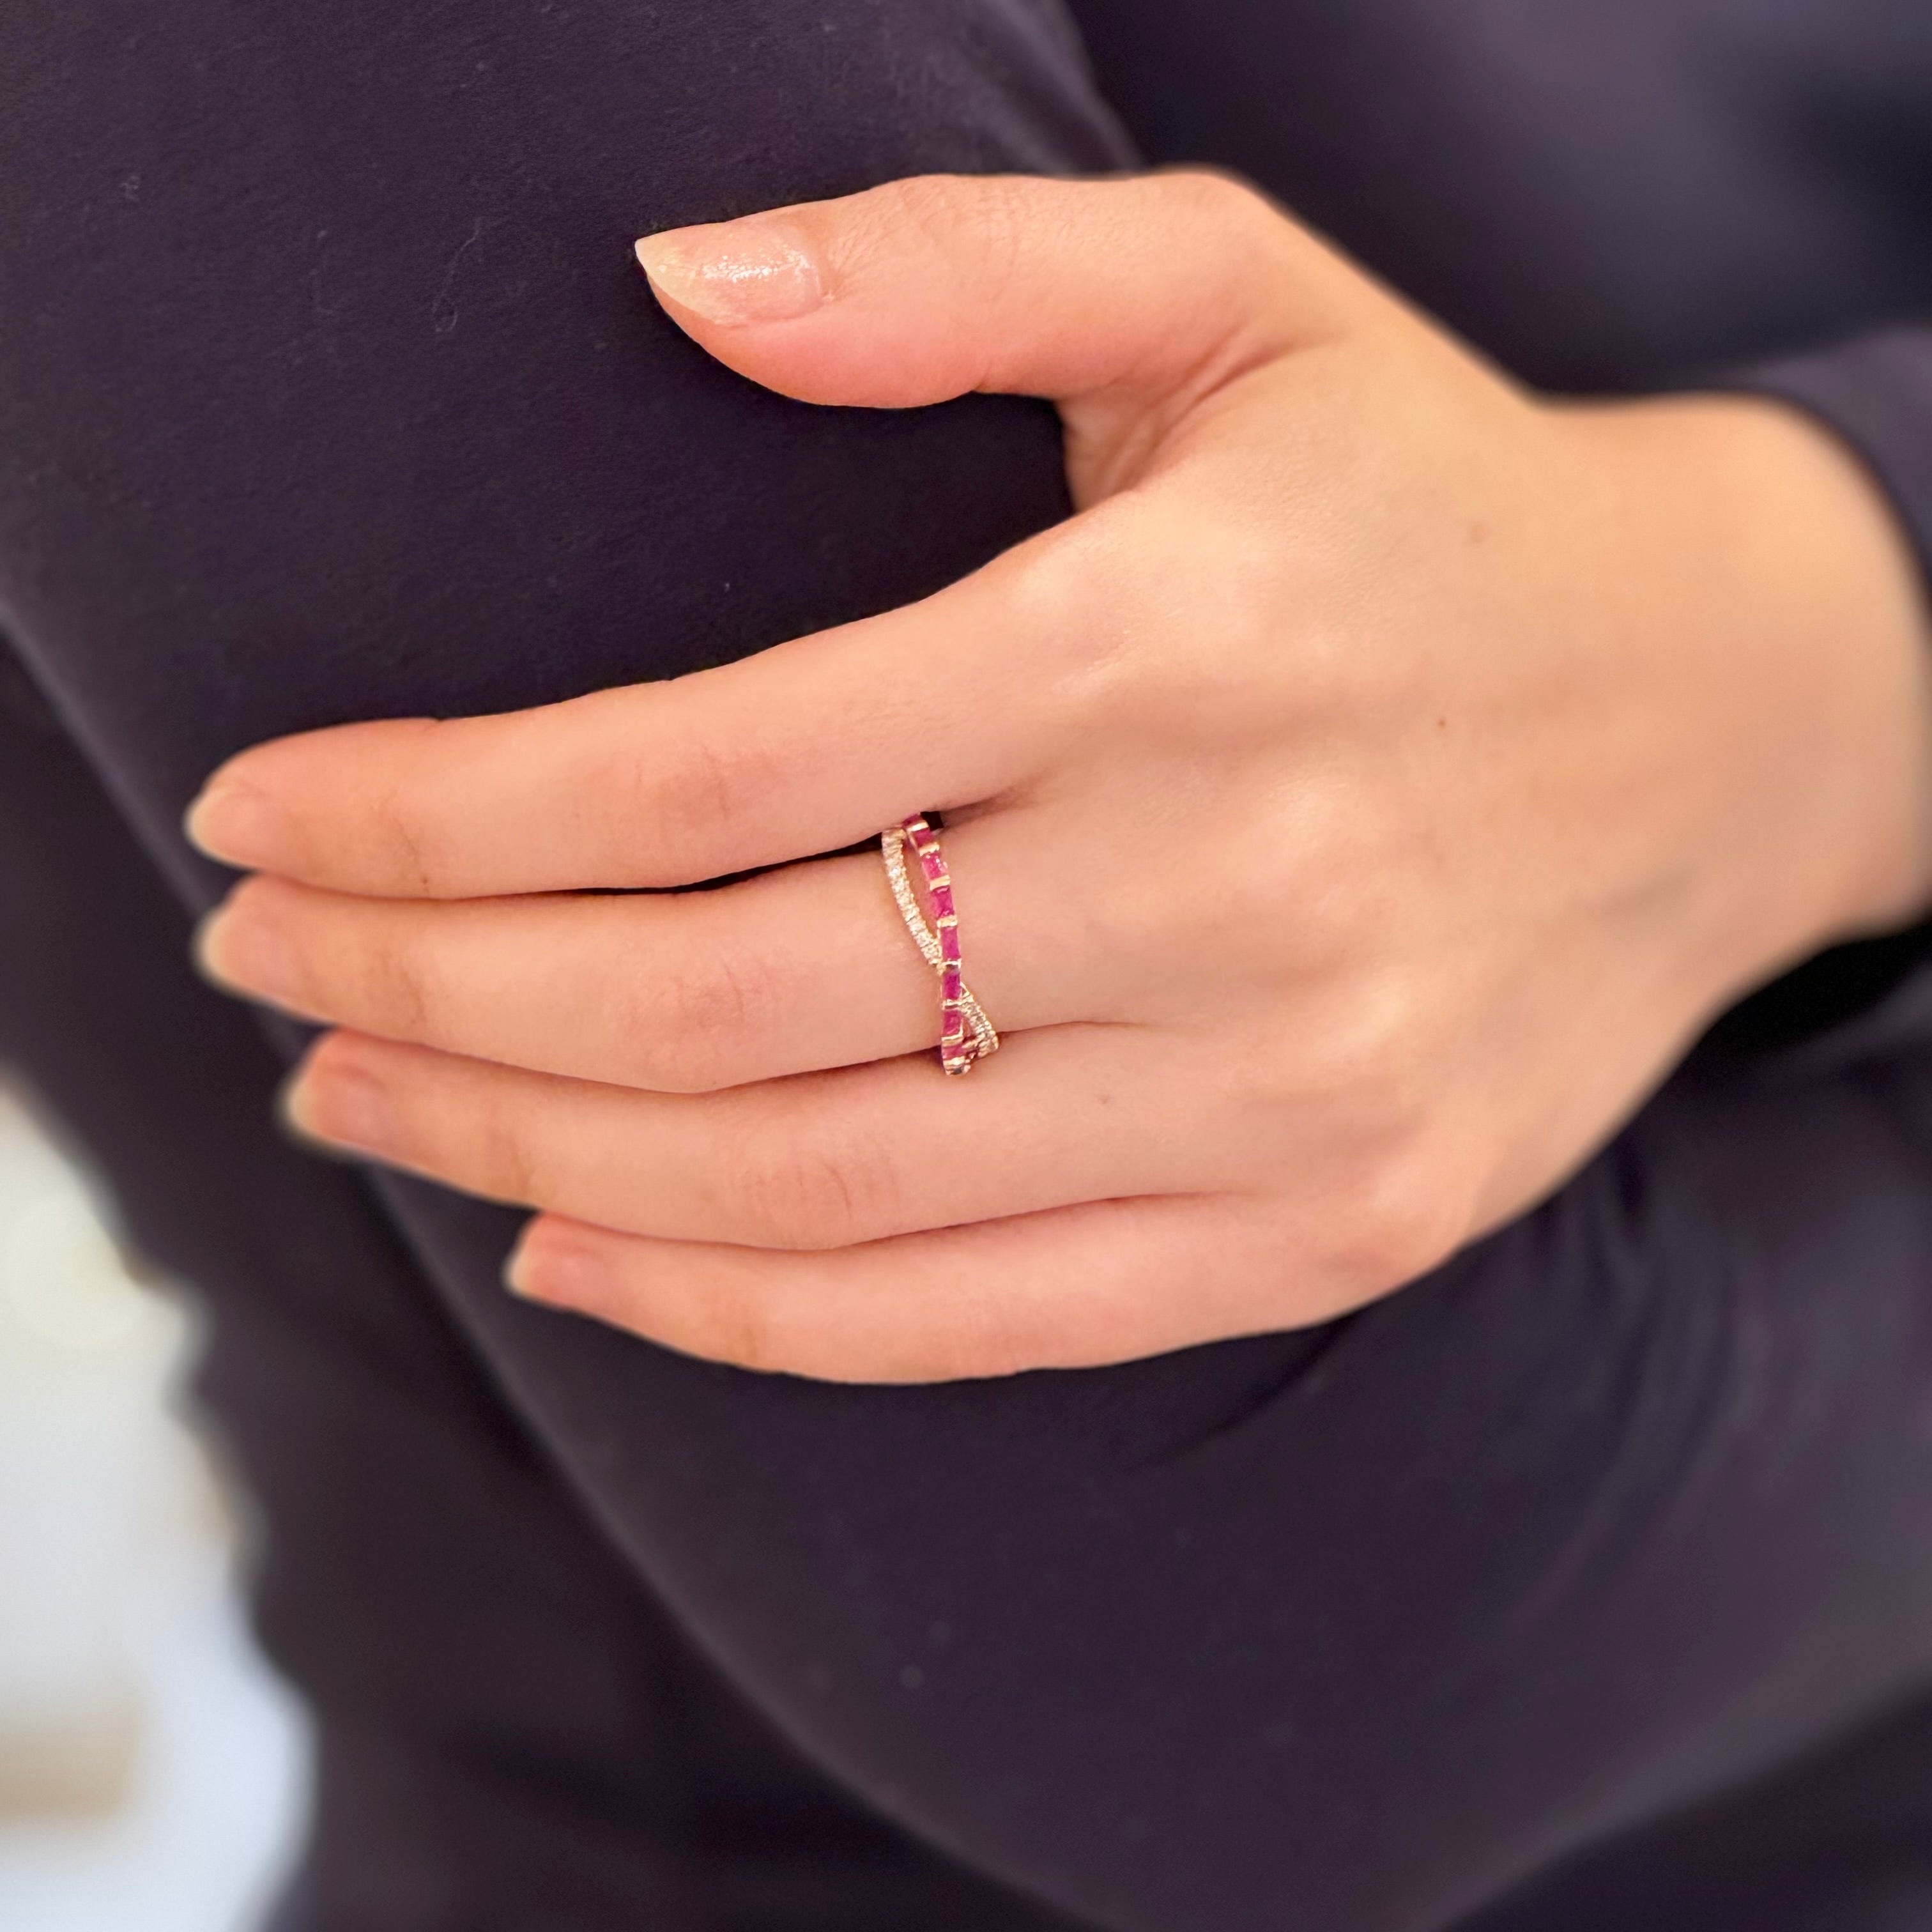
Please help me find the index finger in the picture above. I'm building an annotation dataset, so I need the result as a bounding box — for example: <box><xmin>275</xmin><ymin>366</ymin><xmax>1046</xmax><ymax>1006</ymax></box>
<box><xmin>185</xmin><ymin>552</ymin><xmax>1057</xmax><ymax>897</ymax></box>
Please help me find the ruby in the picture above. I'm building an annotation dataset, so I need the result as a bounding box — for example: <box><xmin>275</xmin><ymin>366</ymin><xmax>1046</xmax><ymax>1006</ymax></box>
<box><xmin>919</xmin><ymin>850</ymin><xmax>944</xmax><ymax>880</ymax></box>
<box><xmin>940</xmin><ymin>925</ymin><xmax>961</xmax><ymax>963</ymax></box>
<box><xmin>930</xmin><ymin>884</ymin><xmax>954</xmax><ymax>919</ymax></box>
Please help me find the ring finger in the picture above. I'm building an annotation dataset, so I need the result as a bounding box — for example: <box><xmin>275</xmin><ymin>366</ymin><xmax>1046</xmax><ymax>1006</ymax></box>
<box><xmin>198</xmin><ymin>805</ymin><xmax>1128</xmax><ymax>1091</ymax></box>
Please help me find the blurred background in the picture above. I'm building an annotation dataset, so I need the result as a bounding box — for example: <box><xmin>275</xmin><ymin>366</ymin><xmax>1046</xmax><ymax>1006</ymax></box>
<box><xmin>0</xmin><ymin>1071</ymin><xmax>311</xmax><ymax>1931</ymax></box>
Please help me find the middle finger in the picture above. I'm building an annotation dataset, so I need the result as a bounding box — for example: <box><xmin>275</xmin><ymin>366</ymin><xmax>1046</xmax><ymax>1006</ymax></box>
<box><xmin>283</xmin><ymin>1022</ymin><xmax>1212</xmax><ymax>1249</ymax></box>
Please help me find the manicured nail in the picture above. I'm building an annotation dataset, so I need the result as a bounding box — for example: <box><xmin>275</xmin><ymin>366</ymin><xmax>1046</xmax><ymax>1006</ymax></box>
<box><xmin>195</xmin><ymin>898</ymin><xmax>303</xmax><ymax>1008</ymax></box>
<box><xmin>505</xmin><ymin>1225</ymin><xmax>610</xmax><ymax>1306</ymax></box>
<box><xmin>285</xmin><ymin>1058</ymin><xmax>399</xmax><ymax>1160</ymax></box>
<box><xmin>185</xmin><ymin>778</ymin><xmax>289</xmax><ymax>868</ymax></box>
<box><xmin>634</xmin><ymin>220</ymin><xmax>826</xmax><ymax>326</ymax></box>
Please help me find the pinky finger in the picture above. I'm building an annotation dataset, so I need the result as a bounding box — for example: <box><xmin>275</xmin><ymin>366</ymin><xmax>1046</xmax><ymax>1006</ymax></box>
<box><xmin>505</xmin><ymin>1195</ymin><xmax>1299</xmax><ymax>1384</ymax></box>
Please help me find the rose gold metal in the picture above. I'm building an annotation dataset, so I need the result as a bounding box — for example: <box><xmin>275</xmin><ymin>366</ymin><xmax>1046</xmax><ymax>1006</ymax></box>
<box><xmin>880</xmin><ymin>815</ymin><xmax>999</xmax><ymax>1074</ymax></box>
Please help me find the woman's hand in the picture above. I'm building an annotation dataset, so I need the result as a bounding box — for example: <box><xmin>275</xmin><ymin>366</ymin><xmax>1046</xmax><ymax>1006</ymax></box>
<box><xmin>187</xmin><ymin>171</ymin><xmax>1932</xmax><ymax>1381</ymax></box>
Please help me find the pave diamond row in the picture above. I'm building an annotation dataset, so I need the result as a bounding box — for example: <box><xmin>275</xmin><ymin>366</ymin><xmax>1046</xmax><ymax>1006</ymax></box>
<box><xmin>880</xmin><ymin>815</ymin><xmax>999</xmax><ymax>1075</ymax></box>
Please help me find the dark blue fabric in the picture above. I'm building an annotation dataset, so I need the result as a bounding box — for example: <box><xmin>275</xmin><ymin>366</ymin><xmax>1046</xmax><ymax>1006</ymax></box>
<box><xmin>3</xmin><ymin>3</ymin><xmax>1932</xmax><ymax>1928</ymax></box>
<box><xmin>0</xmin><ymin>678</ymin><xmax>1087</xmax><ymax>1930</ymax></box>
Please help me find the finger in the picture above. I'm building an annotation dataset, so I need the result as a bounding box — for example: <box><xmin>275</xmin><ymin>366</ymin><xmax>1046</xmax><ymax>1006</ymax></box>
<box><xmin>632</xmin><ymin>171</ymin><xmax>1368</xmax><ymax>415</ymax></box>
<box><xmin>505</xmin><ymin>1196</ymin><xmax>1295</xmax><ymax>1383</ymax></box>
<box><xmin>198</xmin><ymin>809</ymin><xmax>1118</xmax><ymax>1091</ymax></box>
<box><xmin>283</xmin><ymin>1025</ymin><xmax>1220</xmax><ymax>1250</ymax></box>
<box><xmin>185</xmin><ymin>546</ymin><xmax>1056</xmax><ymax>896</ymax></box>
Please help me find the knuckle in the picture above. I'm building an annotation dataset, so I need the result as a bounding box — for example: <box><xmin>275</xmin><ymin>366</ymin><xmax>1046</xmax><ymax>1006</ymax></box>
<box><xmin>355</xmin><ymin>928</ymin><xmax>436</xmax><ymax>1039</ymax></box>
<box><xmin>1151</xmin><ymin>166</ymin><xmax>1355</xmax><ymax>328</ymax></box>
<box><xmin>378</xmin><ymin>809</ymin><xmax>436</xmax><ymax>897</ymax></box>
<box><xmin>995</xmin><ymin>519</ymin><xmax>1114</xmax><ymax>657</ymax></box>
<box><xmin>1314</xmin><ymin>972</ymin><xmax>1436</xmax><ymax>1101</ymax></box>
<box><xmin>1219</xmin><ymin>786</ymin><xmax>1410</xmax><ymax>987</ymax></box>
<box><xmin>459</xmin><ymin>1098</ymin><xmax>543</xmax><ymax>1206</ymax></box>
<box><xmin>617</xmin><ymin>725</ymin><xmax>787</xmax><ymax>884</ymax></box>
<box><xmin>369</xmin><ymin>723</ymin><xmax>456</xmax><ymax>894</ymax></box>
<box><xmin>640</xmin><ymin>949</ymin><xmax>779</xmax><ymax>1091</ymax></box>
<box><xmin>1285</xmin><ymin>812</ymin><xmax>1407</xmax><ymax>960</ymax></box>
<box><xmin>962</xmin><ymin>176</ymin><xmax>1038</xmax><ymax>290</ymax></box>
<box><xmin>1013</xmin><ymin>501</ymin><xmax>1283</xmax><ymax>732</ymax></box>
<box><xmin>900</xmin><ymin>172</ymin><xmax>1029</xmax><ymax>268</ymax></box>
<box><xmin>881</xmin><ymin>174</ymin><xmax>1049</xmax><ymax>362</ymax></box>
<box><xmin>992</xmin><ymin>503</ymin><xmax>1210</xmax><ymax>723</ymax></box>
<box><xmin>1332</xmin><ymin>1144</ymin><xmax>1475</xmax><ymax>1294</ymax></box>
<box><xmin>663</xmin><ymin>730</ymin><xmax>745</xmax><ymax>844</ymax></box>
<box><xmin>1155</xmin><ymin>167</ymin><xmax>1304</xmax><ymax>288</ymax></box>
<box><xmin>687</xmin><ymin>1275</ymin><xmax>790</xmax><ymax>1375</ymax></box>
<box><xmin>1158</xmin><ymin>166</ymin><xmax>1270</xmax><ymax>235</ymax></box>
<box><xmin>744</xmin><ymin>1129</ymin><xmax>896</xmax><ymax>1250</ymax></box>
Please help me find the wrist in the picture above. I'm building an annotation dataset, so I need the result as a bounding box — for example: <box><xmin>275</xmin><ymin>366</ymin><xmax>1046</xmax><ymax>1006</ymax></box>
<box><xmin>1561</xmin><ymin>390</ymin><xmax>1932</xmax><ymax>1013</ymax></box>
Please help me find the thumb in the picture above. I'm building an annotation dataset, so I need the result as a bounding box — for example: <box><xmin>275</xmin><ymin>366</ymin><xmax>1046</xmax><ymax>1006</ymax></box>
<box><xmin>632</xmin><ymin>171</ymin><xmax>1360</xmax><ymax>413</ymax></box>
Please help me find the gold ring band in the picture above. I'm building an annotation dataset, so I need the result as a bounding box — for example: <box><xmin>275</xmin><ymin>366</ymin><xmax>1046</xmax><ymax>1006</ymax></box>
<box><xmin>880</xmin><ymin>815</ymin><xmax>999</xmax><ymax>1074</ymax></box>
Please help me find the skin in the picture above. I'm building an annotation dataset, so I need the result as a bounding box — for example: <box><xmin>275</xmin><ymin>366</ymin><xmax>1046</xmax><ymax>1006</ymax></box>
<box><xmin>187</xmin><ymin>170</ymin><xmax>1932</xmax><ymax>1383</ymax></box>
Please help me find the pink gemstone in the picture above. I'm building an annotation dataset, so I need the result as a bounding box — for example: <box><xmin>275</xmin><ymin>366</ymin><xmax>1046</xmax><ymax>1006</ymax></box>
<box><xmin>940</xmin><ymin>925</ymin><xmax>961</xmax><ymax>963</ymax></box>
<box><xmin>942</xmin><ymin>967</ymin><xmax>962</xmax><ymax>999</ymax></box>
<box><xmin>930</xmin><ymin>884</ymin><xmax>954</xmax><ymax>919</ymax></box>
<box><xmin>919</xmin><ymin>848</ymin><xmax>944</xmax><ymax>880</ymax></box>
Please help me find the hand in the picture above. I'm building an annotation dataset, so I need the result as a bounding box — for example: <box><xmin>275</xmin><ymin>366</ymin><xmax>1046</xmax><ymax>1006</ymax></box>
<box><xmin>188</xmin><ymin>171</ymin><xmax>1932</xmax><ymax>1381</ymax></box>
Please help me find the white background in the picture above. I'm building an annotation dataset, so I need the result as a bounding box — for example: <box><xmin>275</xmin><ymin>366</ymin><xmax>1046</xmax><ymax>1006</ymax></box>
<box><xmin>0</xmin><ymin>1080</ymin><xmax>310</xmax><ymax>1931</ymax></box>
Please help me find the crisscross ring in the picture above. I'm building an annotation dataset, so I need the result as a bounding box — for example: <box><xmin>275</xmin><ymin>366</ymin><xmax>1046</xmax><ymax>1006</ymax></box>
<box><xmin>880</xmin><ymin>815</ymin><xmax>999</xmax><ymax>1075</ymax></box>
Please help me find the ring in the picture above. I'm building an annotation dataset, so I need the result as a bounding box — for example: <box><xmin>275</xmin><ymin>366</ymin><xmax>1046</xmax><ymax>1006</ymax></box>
<box><xmin>880</xmin><ymin>814</ymin><xmax>1000</xmax><ymax>1075</ymax></box>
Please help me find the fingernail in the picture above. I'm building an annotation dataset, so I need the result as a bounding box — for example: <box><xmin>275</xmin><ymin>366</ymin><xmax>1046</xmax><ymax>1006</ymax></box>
<box><xmin>185</xmin><ymin>778</ymin><xmax>289</xmax><ymax>868</ymax></box>
<box><xmin>505</xmin><ymin>1225</ymin><xmax>610</xmax><ymax>1306</ymax></box>
<box><xmin>196</xmin><ymin>898</ymin><xmax>303</xmax><ymax>1007</ymax></box>
<box><xmin>634</xmin><ymin>220</ymin><xmax>827</xmax><ymax>326</ymax></box>
<box><xmin>286</xmin><ymin>1058</ymin><xmax>399</xmax><ymax>1159</ymax></box>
